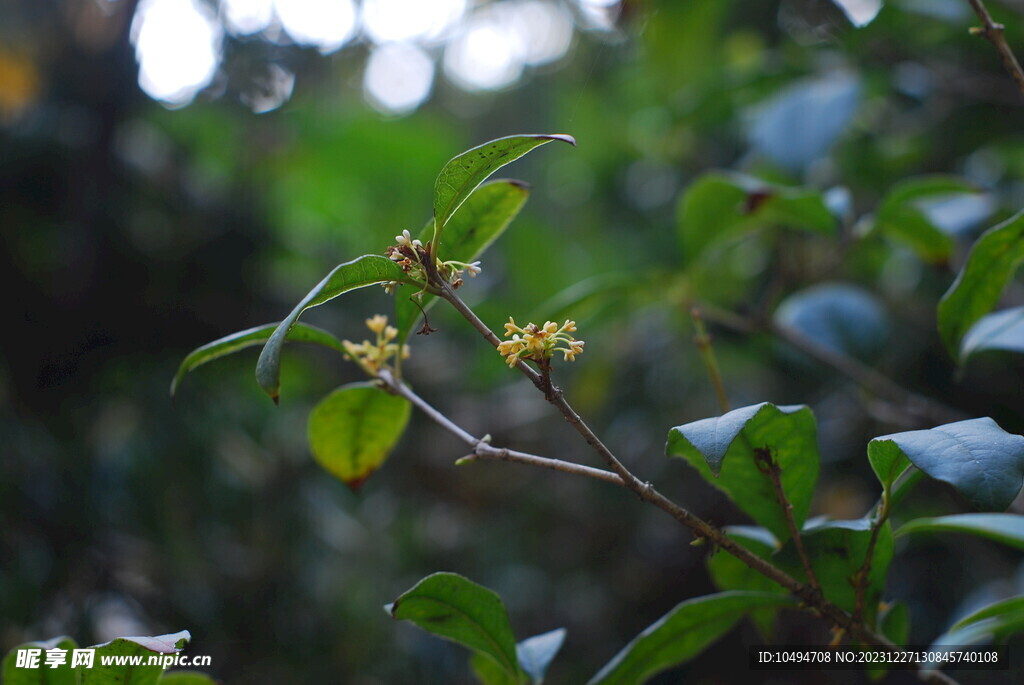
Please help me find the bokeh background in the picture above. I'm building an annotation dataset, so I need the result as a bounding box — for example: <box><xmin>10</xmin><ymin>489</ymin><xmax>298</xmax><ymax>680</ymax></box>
<box><xmin>2</xmin><ymin>0</ymin><xmax>1023</xmax><ymax>682</ymax></box>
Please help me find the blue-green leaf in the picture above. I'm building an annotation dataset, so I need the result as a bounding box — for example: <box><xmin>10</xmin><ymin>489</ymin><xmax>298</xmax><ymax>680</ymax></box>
<box><xmin>586</xmin><ymin>592</ymin><xmax>795</xmax><ymax>685</ymax></box>
<box><xmin>959</xmin><ymin>306</ymin><xmax>1024</xmax><ymax>363</ymax></box>
<box><xmin>774</xmin><ymin>283</ymin><xmax>889</xmax><ymax>361</ymax></box>
<box><xmin>171</xmin><ymin>322</ymin><xmax>348</xmax><ymax>397</ymax></box>
<box><xmin>869</xmin><ymin>418</ymin><xmax>1024</xmax><ymax>511</ymax></box>
<box><xmin>85</xmin><ymin>631</ymin><xmax>192</xmax><ymax>685</ymax></box>
<box><xmin>256</xmin><ymin>255</ymin><xmax>407</xmax><ymax>401</ymax></box>
<box><xmin>873</xmin><ymin>176</ymin><xmax>982</xmax><ymax>263</ymax></box>
<box><xmin>666</xmin><ymin>403</ymin><xmax>820</xmax><ymax>542</ymax></box>
<box><xmin>896</xmin><ymin>513</ymin><xmax>1024</xmax><ymax>550</ymax></box>
<box><xmin>516</xmin><ymin>629</ymin><xmax>566</xmax><ymax>684</ymax></box>
<box><xmin>932</xmin><ymin>596</ymin><xmax>1024</xmax><ymax>647</ymax></box>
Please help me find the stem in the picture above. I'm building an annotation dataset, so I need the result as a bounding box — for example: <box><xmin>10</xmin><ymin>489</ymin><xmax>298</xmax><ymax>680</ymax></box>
<box><xmin>698</xmin><ymin>304</ymin><xmax>966</xmax><ymax>426</ymax></box>
<box><xmin>691</xmin><ymin>307</ymin><xmax>730</xmax><ymax>413</ymax></box>
<box><xmin>432</xmin><ymin>286</ymin><xmax>960</xmax><ymax>684</ymax></box>
<box><xmin>967</xmin><ymin>0</ymin><xmax>1024</xmax><ymax>97</ymax></box>
<box><xmin>754</xmin><ymin>447</ymin><xmax>822</xmax><ymax>595</ymax></box>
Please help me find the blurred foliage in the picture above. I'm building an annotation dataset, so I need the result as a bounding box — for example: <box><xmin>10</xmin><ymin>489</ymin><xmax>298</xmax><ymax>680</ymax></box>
<box><xmin>2</xmin><ymin>0</ymin><xmax>1024</xmax><ymax>683</ymax></box>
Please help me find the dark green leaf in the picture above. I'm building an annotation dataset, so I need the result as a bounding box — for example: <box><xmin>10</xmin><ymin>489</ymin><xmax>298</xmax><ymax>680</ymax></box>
<box><xmin>433</xmin><ymin>134</ymin><xmax>574</xmax><ymax>242</ymax></box>
<box><xmin>776</xmin><ymin>518</ymin><xmax>894</xmax><ymax>624</ymax></box>
<box><xmin>2</xmin><ymin>637</ymin><xmax>77</xmax><ymax>685</ymax></box>
<box><xmin>586</xmin><ymin>592</ymin><xmax>795</xmax><ymax>685</ymax></box>
<box><xmin>873</xmin><ymin>176</ymin><xmax>981</xmax><ymax>262</ymax></box>
<box><xmin>933</xmin><ymin>596</ymin><xmax>1024</xmax><ymax>647</ymax></box>
<box><xmin>396</xmin><ymin>180</ymin><xmax>530</xmax><ymax>342</ymax></box>
<box><xmin>938</xmin><ymin>210</ymin><xmax>1024</xmax><ymax>357</ymax></box>
<box><xmin>516</xmin><ymin>629</ymin><xmax>566</xmax><ymax>684</ymax></box>
<box><xmin>389</xmin><ymin>572</ymin><xmax>522</xmax><ymax>680</ymax></box>
<box><xmin>171</xmin><ymin>322</ymin><xmax>348</xmax><ymax>397</ymax></box>
<box><xmin>774</xmin><ymin>283</ymin><xmax>889</xmax><ymax>361</ymax></box>
<box><xmin>85</xmin><ymin>631</ymin><xmax>192</xmax><ymax>685</ymax></box>
<box><xmin>307</xmin><ymin>382</ymin><xmax>411</xmax><ymax>491</ymax></box>
<box><xmin>256</xmin><ymin>255</ymin><xmax>407</xmax><ymax>401</ymax></box>
<box><xmin>959</xmin><ymin>306</ymin><xmax>1024</xmax><ymax>363</ymax></box>
<box><xmin>666</xmin><ymin>403</ymin><xmax>820</xmax><ymax>542</ymax></box>
<box><xmin>880</xmin><ymin>601</ymin><xmax>910</xmax><ymax>645</ymax></box>
<box><xmin>870</xmin><ymin>418</ymin><xmax>1024</xmax><ymax>511</ymax></box>
<box><xmin>896</xmin><ymin>513</ymin><xmax>1024</xmax><ymax>550</ymax></box>
<box><xmin>705</xmin><ymin>527</ymin><xmax>785</xmax><ymax>639</ymax></box>
<box><xmin>677</xmin><ymin>173</ymin><xmax>835</xmax><ymax>263</ymax></box>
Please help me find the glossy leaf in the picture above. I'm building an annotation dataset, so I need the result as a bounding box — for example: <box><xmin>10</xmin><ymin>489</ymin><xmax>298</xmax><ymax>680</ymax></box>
<box><xmin>84</xmin><ymin>631</ymin><xmax>192</xmax><ymax>685</ymax></box>
<box><xmin>256</xmin><ymin>255</ymin><xmax>407</xmax><ymax>401</ymax></box>
<box><xmin>396</xmin><ymin>179</ymin><xmax>530</xmax><ymax>342</ymax></box>
<box><xmin>896</xmin><ymin>513</ymin><xmax>1024</xmax><ymax>550</ymax></box>
<box><xmin>938</xmin><ymin>210</ymin><xmax>1024</xmax><ymax>357</ymax></box>
<box><xmin>388</xmin><ymin>572</ymin><xmax>522</xmax><ymax>680</ymax></box>
<box><xmin>587</xmin><ymin>592</ymin><xmax>795</xmax><ymax>685</ymax></box>
<box><xmin>666</xmin><ymin>403</ymin><xmax>820</xmax><ymax>542</ymax></box>
<box><xmin>2</xmin><ymin>636</ymin><xmax>77</xmax><ymax>685</ymax></box>
<box><xmin>880</xmin><ymin>601</ymin><xmax>910</xmax><ymax>645</ymax></box>
<box><xmin>870</xmin><ymin>418</ymin><xmax>1024</xmax><ymax>511</ymax></box>
<box><xmin>516</xmin><ymin>628</ymin><xmax>566</xmax><ymax>684</ymax></box>
<box><xmin>959</xmin><ymin>306</ymin><xmax>1024</xmax><ymax>363</ymax></box>
<box><xmin>873</xmin><ymin>176</ymin><xmax>981</xmax><ymax>262</ymax></box>
<box><xmin>774</xmin><ymin>283</ymin><xmax>889</xmax><ymax>361</ymax></box>
<box><xmin>433</xmin><ymin>134</ymin><xmax>574</xmax><ymax>242</ymax></box>
<box><xmin>471</xmin><ymin>652</ymin><xmax>520</xmax><ymax>685</ymax></box>
<box><xmin>171</xmin><ymin>322</ymin><xmax>348</xmax><ymax>397</ymax></box>
<box><xmin>677</xmin><ymin>172</ymin><xmax>835</xmax><ymax>262</ymax></box>
<box><xmin>747</xmin><ymin>72</ymin><xmax>860</xmax><ymax>172</ymax></box>
<box><xmin>776</xmin><ymin>518</ymin><xmax>894</xmax><ymax>624</ymax></box>
<box><xmin>932</xmin><ymin>596</ymin><xmax>1024</xmax><ymax>647</ymax></box>
<box><xmin>307</xmin><ymin>382</ymin><xmax>411</xmax><ymax>491</ymax></box>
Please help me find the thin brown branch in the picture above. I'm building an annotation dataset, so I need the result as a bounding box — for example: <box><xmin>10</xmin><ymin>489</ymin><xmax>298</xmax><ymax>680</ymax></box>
<box><xmin>428</xmin><ymin>285</ymin><xmax>959</xmax><ymax>684</ymax></box>
<box><xmin>967</xmin><ymin>0</ymin><xmax>1024</xmax><ymax>97</ymax></box>
<box><xmin>852</xmin><ymin>494</ymin><xmax>891</xmax><ymax>625</ymax></box>
<box><xmin>754</xmin><ymin>447</ymin><xmax>822</xmax><ymax>595</ymax></box>
<box><xmin>691</xmin><ymin>307</ymin><xmax>731</xmax><ymax>413</ymax></box>
<box><xmin>698</xmin><ymin>304</ymin><xmax>967</xmax><ymax>426</ymax></box>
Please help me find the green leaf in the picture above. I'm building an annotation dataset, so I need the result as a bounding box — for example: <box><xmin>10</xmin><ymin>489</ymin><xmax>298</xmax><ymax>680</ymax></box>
<box><xmin>938</xmin><ymin>210</ymin><xmax>1024</xmax><ymax>357</ymax></box>
<box><xmin>586</xmin><ymin>592</ymin><xmax>795</xmax><ymax>685</ymax></box>
<box><xmin>307</xmin><ymin>382</ymin><xmax>411</xmax><ymax>491</ymax></box>
<box><xmin>516</xmin><ymin>629</ymin><xmax>566</xmax><ymax>684</ymax></box>
<box><xmin>705</xmin><ymin>527</ymin><xmax>785</xmax><ymax>639</ymax></box>
<box><xmin>773</xmin><ymin>283</ymin><xmax>889</xmax><ymax>361</ymax></box>
<box><xmin>171</xmin><ymin>322</ymin><xmax>348</xmax><ymax>397</ymax></box>
<box><xmin>896</xmin><ymin>513</ymin><xmax>1024</xmax><ymax>550</ymax></box>
<box><xmin>869</xmin><ymin>418</ymin><xmax>1024</xmax><ymax>511</ymax></box>
<box><xmin>959</xmin><ymin>306</ymin><xmax>1024</xmax><ymax>363</ymax></box>
<box><xmin>867</xmin><ymin>439</ymin><xmax>911</xmax><ymax>497</ymax></box>
<box><xmin>666</xmin><ymin>403</ymin><xmax>820</xmax><ymax>542</ymax></box>
<box><xmin>676</xmin><ymin>172</ymin><xmax>835</xmax><ymax>263</ymax></box>
<box><xmin>84</xmin><ymin>631</ymin><xmax>192</xmax><ymax>685</ymax></box>
<box><xmin>159</xmin><ymin>674</ymin><xmax>218</xmax><ymax>684</ymax></box>
<box><xmin>256</xmin><ymin>255</ymin><xmax>407</xmax><ymax>401</ymax></box>
<box><xmin>471</xmin><ymin>652</ymin><xmax>520</xmax><ymax>685</ymax></box>
<box><xmin>933</xmin><ymin>596</ymin><xmax>1024</xmax><ymax>646</ymax></box>
<box><xmin>777</xmin><ymin>518</ymin><xmax>894</xmax><ymax>624</ymax></box>
<box><xmin>433</xmin><ymin>134</ymin><xmax>575</xmax><ymax>243</ymax></box>
<box><xmin>873</xmin><ymin>176</ymin><xmax>980</xmax><ymax>263</ymax></box>
<box><xmin>2</xmin><ymin>636</ymin><xmax>77</xmax><ymax>685</ymax></box>
<box><xmin>880</xmin><ymin>601</ymin><xmax>910</xmax><ymax>645</ymax></box>
<box><xmin>388</xmin><ymin>572</ymin><xmax>522</xmax><ymax>680</ymax></box>
<box><xmin>396</xmin><ymin>179</ymin><xmax>530</xmax><ymax>342</ymax></box>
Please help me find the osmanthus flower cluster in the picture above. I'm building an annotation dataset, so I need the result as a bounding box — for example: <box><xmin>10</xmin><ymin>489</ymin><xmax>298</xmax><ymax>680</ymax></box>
<box><xmin>342</xmin><ymin>314</ymin><xmax>409</xmax><ymax>374</ymax></box>
<box><xmin>384</xmin><ymin>229</ymin><xmax>481</xmax><ymax>293</ymax></box>
<box><xmin>498</xmin><ymin>317</ymin><xmax>585</xmax><ymax>368</ymax></box>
